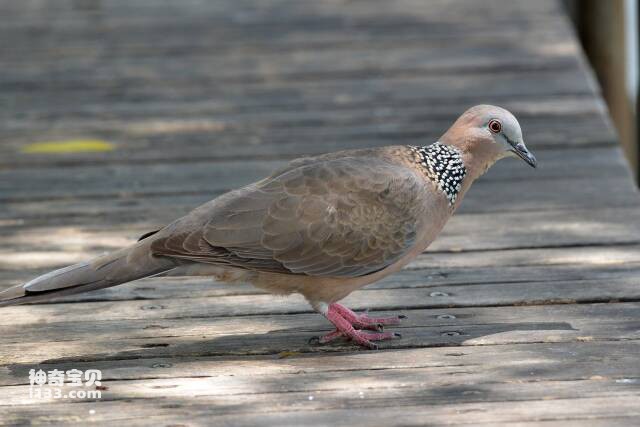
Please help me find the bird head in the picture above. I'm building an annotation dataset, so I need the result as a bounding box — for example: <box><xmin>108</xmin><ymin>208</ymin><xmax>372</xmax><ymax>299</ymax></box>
<box><xmin>442</xmin><ymin>105</ymin><xmax>537</xmax><ymax>171</ymax></box>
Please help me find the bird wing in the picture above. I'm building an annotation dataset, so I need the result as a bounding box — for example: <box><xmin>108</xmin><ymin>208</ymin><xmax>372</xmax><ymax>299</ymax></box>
<box><xmin>151</xmin><ymin>156</ymin><xmax>425</xmax><ymax>277</ymax></box>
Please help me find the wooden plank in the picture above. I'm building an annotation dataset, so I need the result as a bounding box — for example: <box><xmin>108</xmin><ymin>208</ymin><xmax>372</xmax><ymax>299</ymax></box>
<box><xmin>1</xmin><ymin>206</ymin><xmax>639</xmax><ymax>272</ymax></box>
<box><xmin>0</xmin><ymin>32</ymin><xmax>582</xmax><ymax>80</ymax></box>
<box><xmin>2</xmin><ymin>279</ymin><xmax>640</xmax><ymax>328</ymax></box>
<box><xmin>0</xmin><ymin>92</ymin><xmax>603</xmax><ymax>129</ymax></box>
<box><xmin>2</xmin><ymin>235</ymin><xmax>639</xmax><ymax>297</ymax></box>
<box><xmin>4</xmin><ymin>252</ymin><xmax>639</xmax><ymax>300</ymax></box>
<box><xmin>0</xmin><ymin>0</ymin><xmax>564</xmax><ymax>22</ymax></box>
<box><xmin>2</xmin><ymin>396</ymin><xmax>639</xmax><ymax>426</ymax></box>
<box><xmin>4</xmin><ymin>340</ymin><xmax>639</xmax><ymax>423</ymax></box>
<box><xmin>3</xmin><ymin>240</ymin><xmax>640</xmax><ymax>296</ymax></box>
<box><xmin>0</xmin><ymin>247</ymin><xmax>622</xmax><ymax>304</ymax></box>
<box><xmin>26</xmin><ymin>396</ymin><xmax>637</xmax><ymax>427</ymax></box>
<box><xmin>3</xmin><ymin>59</ymin><xmax>588</xmax><ymax>93</ymax></box>
<box><xmin>0</xmin><ymin>111</ymin><xmax>616</xmax><ymax>170</ymax></box>
<box><xmin>0</xmin><ymin>177</ymin><xmax>636</xmax><ymax>239</ymax></box>
<box><xmin>0</xmin><ymin>169</ymin><xmax>635</xmax><ymax>225</ymax></box>
<box><xmin>0</xmin><ymin>101</ymin><xmax>611</xmax><ymax>154</ymax></box>
<box><xmin>2</xmin><ymin>365</ymin><xmax>640</xmax><ymax>409</ymax></box>
<box><xmin>0</xmin><ymin>0</ymin><xmax>568</xmax><ymax>45</ymax></box>
<box><xmin>2</xmin><ymin>300</ymin><xmax>640</xmax><ymax>364</ymax></box>
<box><xmin>1</xmin><ymin>68</ymin><xmax>598</xmax><ymax>115</ymax></box>
<box><xmin>2</xmin><ymin>339</ymin><xmax>636</xmax><ymax>385</ymax></box>
<box><xmin>0</xmin><ymin>146</ymin><xmax>629</xmax><ymax>201</ymax></box>
<box><xmin>0</xmin><ymin>33</ymin><xmax>577</xmax><ymax>79</ymax></box>
<box><xmin>0</xmin><ymin>0</ymin><xmax>637</xmax><ymax>425</ymax></box>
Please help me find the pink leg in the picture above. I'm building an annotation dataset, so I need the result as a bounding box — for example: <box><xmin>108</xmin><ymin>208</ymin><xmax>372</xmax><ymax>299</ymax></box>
<box><xmin>313</xmin><ymin>303</ymin><xmax>404</xmax><ymax>349</ymax></box>
<box><xmin>331</xmin><ymin>303</ymin><xmax>406</xmax><ymax>329</ymax></box>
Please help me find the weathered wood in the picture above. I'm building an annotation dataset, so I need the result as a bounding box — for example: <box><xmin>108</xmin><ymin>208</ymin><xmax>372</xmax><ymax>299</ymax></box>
<box><xmin>2</xmin><ymin>302</ymin><xmax>640</xmax><ymax>366</ymax></box>
<box><xmin>4</xmin><ymin>254</ymin><xmax>639</xmax><ymax>300</ymax></box>
<box><xmin>1</xmin><ymin>206</ymin><xmax>639</xmax><ymax>274</ymax></box>
<box><xmin>8</xmin><ymin>397</ymin><xmax>638</xmax><ymax>427</ymax></box>
<box><xmin>2</xmin><ymin>366</ymin><xmax>639</xmax><ymax>408</ymax></box>
<box><xmin>4</xmin><ymin>339</ymin><xmax>640</xmax><ymax>423</ymax></box>
<box><xmin>3</xmin><ymin>280</ymin><xmax>640</xmax><ymax>329</ymax></box>
<box><xmin>577</xmin><ymin>0</ymin><xmax>639</xmax><ymax>178</ymax></box>
<box><xmin>0</xmin><ymin>34</ymin><xmax>583</xmax><ymax>83</ymax></box>
<box><xmin>0</xmin><ymin>109</ymin><xmax>615</xmax><ymax>169</ymax></box>
<box><xmin>0</xmin><ymin>95</ymin><xmax>604</xmax><ymax>142</ymax></box>
<box><xmin>2</xmin><ymin>397</ymin><xmax>640</xmax><ymax>426</ymax></box>
<box><xmin>0</xmin><ymin>0</ymin><xmax>638</xmax><ymax>425</ymax></box>
<box><xmin>1</xmin><ymin>147</ymin><xmax>630</xmax><ymax>202</ymax></box>
<box><xmin>5</xmin><ymin>241</ymin><xmax>639</xmax><ymax>290</ymax></box>
<box><xmin>0</xmin><ymin>174</ymin><xmax>635</xmax><ymax>224</ymax></box>
<box><xmin>2</xmin><ymin>339</ymin><xmax>637</xmax><ymax>385</ymax></box>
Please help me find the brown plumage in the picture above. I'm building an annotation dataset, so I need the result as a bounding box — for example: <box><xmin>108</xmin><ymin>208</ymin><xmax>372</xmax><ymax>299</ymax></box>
<box><xmin>0</xmin><ymin>105</ymin><xmax>537</xmax><ymax>348</ymax></box>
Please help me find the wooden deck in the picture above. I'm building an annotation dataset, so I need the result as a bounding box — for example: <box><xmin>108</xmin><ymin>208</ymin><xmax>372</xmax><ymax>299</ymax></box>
<box><xmin>1</xmin><ymin>0</ymin><xmax>640</xmax><ymax>425</ymax></box>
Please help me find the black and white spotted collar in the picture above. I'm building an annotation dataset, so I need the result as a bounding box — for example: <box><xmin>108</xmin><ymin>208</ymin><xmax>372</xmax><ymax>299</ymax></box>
<box><xmin>409</xmin><ymin>142</ymin><xmax>466</xmax><ymax>205</ymax></box>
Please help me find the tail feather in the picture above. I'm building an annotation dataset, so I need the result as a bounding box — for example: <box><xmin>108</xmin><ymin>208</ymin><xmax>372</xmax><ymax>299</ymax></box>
<box><xmin>0</xmin><ymin>240</ymin><xmax>176</xmax><ymax>306</ymax></box>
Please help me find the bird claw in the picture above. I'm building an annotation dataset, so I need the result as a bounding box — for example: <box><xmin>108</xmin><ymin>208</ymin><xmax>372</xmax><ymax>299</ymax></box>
<box><xmin>311</xmin><ymin>329</ymin><xmax>399</xmax><ymax>348</ymax></box>
<box><xmin>361</xmin><ymin>322</ymin><xmax>384</xmax><ymax>332</ymax></box>
<box><xmin>330</xmin><ymin>303</ymin><xmax>406</xmax><ymax>329</ymax></box>
<box><xmin>314</xmin><ymin>303</ymin><xmax>405</xmax><ymax>349</ymax></box>
<box><xmin>358</xmin><ymin>313</ymin><xmax>404</xmax><ymax>326</ymax></box>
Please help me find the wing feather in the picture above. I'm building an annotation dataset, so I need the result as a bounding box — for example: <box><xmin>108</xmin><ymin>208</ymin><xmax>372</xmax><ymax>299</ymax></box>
<box><xmin>151</xmin><ymin>155</ymin><xmax>425</xmax><ymax>278</ymax></box>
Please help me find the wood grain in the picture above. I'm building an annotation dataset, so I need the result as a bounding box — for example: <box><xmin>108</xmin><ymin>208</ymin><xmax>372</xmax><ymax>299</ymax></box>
<box><xmin>1</xmin><ymin>0</ymin><xmax>639</xmax><ymax>425</ymax></box>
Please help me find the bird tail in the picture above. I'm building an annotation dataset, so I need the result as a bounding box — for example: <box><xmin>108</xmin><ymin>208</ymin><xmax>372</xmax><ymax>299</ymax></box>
<box><xmin>0</xmin><ymin>239</ymin><xmax>176</xmax><ymax>307</ymax></box>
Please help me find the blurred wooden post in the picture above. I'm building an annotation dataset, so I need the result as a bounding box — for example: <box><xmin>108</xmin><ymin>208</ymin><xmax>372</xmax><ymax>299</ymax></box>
<box><xmin>570</xmin><ymin>0</ymin><xmax>639</xmax><ymax>183</ymax></box>
<box><xmin>637</xmin><ymin>1</ymin><xmax>640</xmax><ymax>183</ymax></box>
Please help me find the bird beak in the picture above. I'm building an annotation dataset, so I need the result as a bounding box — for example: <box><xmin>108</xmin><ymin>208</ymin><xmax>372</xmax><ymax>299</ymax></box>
<box><xmin>510</xmin><ymin>142</ymin><xmax>537</xmax><ymax>168</ymax></box>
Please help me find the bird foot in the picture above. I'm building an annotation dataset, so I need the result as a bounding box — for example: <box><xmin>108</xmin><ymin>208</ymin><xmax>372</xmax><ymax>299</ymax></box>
<box><xmin>332</xmin><ymin>303</ymin><xmax>406</xmax><ymax>330</ymax></box>
<box><xmin>315</xmin><ymin>328</ymin><xmax>401</xmax><ymax>349</ymax></box>
<box><xmin>312</xmin><ymin>303</ymin><xmax>405</xmax><ymax>349</ymax></box>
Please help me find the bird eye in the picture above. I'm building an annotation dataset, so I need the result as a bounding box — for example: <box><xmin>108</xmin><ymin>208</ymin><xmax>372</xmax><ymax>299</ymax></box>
<box><xmin>488</xmin><ymin>119</ymin><xmax>502</xmax><ymax>134</ymax></box>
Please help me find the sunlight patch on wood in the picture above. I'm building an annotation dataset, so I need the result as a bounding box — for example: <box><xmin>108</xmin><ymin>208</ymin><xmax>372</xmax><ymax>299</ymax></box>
<box><xmin>4</xmin><ymin>227</ymin><xmax>132</xmax><ymax>247</ymax></box>
<box><xmin>0</xmin><ymin>251</ymin><xmax>92</xmax><ymax>268</ymax></box>
<box><xmin>22</xmin><ymin>139</ymin><xmax>114</xmax><ymax>154</ymax></box>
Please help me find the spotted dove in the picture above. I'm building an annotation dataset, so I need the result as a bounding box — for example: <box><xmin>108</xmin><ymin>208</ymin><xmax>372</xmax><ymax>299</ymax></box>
<box><xmin>0</xmin><ymin>105</ymin><xmax>537</xmax><ymax>348</ymax></box>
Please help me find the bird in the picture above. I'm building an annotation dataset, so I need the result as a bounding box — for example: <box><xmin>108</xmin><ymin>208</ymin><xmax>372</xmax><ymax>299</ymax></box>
<box><xmin>0</xmin><ymin>105</ymin><xmax>537</xmax><ymax>349</ymax></box>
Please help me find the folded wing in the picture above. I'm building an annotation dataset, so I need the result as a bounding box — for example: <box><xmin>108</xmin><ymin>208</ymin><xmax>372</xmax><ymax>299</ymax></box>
<box><xmin>151</xmin><ymin>156</ymin><xmax>424</xmax><ymax>278</ymax></box>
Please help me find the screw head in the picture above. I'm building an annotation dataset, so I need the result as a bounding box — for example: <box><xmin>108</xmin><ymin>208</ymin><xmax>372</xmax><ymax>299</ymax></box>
<box><xmin>141</xmin><ymin>304</ymin><xmax>165</xmax><ymax>310</ymax></box>
<box><xmin>437</xmin><ymin>314</ymin><xmax>457</xmax><ymax>320</ymax></box>
<box><xmin>151</xmin><ymin>363</ymin><xmax>173</xmax><ymax>369</ymax></box>
<box><xmin>429</xmin><ymin>291</ymin><xmax>450</xmax><ymax>297</ymax></box>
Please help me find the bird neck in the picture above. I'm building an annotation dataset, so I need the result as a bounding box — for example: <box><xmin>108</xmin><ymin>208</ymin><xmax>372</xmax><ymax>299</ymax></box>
<box><xmin>420</xmin><ymin>138</ymin><xmax>501</xmax><ymax>209</ymax></box>
<box><xmin>450</xmin><ymin>141</ymin><xmax>503</xmax><ymax>211</ymax></box>
<box><xmin>411</xmin><ymin>142</ymin><xmax>466</xmax><ymax>206</ymax></box>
